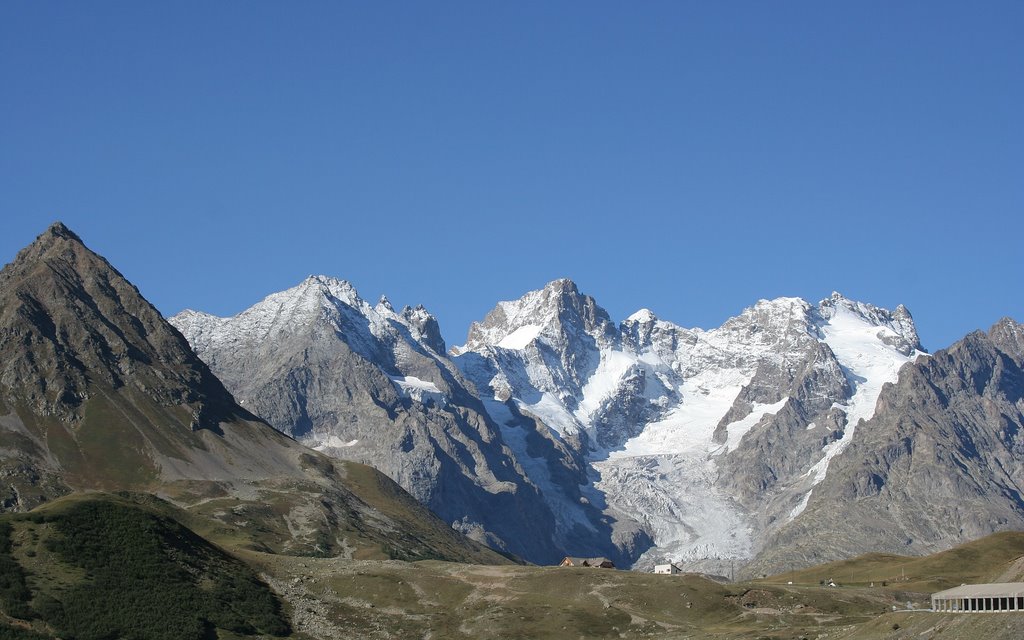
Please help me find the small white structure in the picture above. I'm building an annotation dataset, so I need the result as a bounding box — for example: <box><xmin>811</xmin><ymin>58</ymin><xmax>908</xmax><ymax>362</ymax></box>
<box><xmin>931</xmin><ymin>583</ymin><xmax>1024</xmax><ymax>612</ymax></box>
<box><xmin>654</xmin><ymin>563</ymin><xmax>683</xmax><ymax>575</ymax></box>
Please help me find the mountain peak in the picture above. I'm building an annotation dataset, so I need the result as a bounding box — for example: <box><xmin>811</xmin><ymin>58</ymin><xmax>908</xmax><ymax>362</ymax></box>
<box><xmin>815</xmin><ymin>293</ymin><xmax>922</xmax><ymax>355</ymax></box>
<box><xmin>43</xmin><ymin>220</ymin><xmax>82</xmax><ymax>242</ymax></box>
<box><xmin>459</xmin><ymin>278</ymin><xmax>613</xmax><ymax>352</ymax></box>
<box><xmin>0</xmin><ymin>222</ymin><xmax>236</xmax><ymax>426</ymax></box>
<box><xmin>376</xmin><ymin>295</ymin><xmax>395</xmax><ymax>313</ymax></box>
<box><xmin>544</xmin><ymin>277</ymin><xmax>579</xmax><ymax>294</ymax></box>
<box><xmin>989</xmin><ymin>316</ymin><xmax>1024</xmax><ymax>362</ymax></box>
<box><xmin>288</xmin><ymin>275</ymin><xmax>362</xmax><ymax>308</ymax></box>
<box><xmin>301</xmin><ymin>274</ymin><xmax>354</xmax><ymax>292</ymax></box>
<box><xmin>400</xmin><ymin>304</ymin><xmax>446</xmax><ymax>354</ymax></box>
<box><xmin>625</xmin><ymin>308</ymin><xmax>657</xmax><ymax>324</ymax></box>
<box><xmin>3</xmin><ymin>221</ymin><xmax>94</xmax><ymax>277</ymax></box>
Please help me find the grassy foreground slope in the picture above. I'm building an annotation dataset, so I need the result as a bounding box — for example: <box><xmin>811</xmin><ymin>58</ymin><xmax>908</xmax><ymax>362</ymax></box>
<box><xmin>157</xmin><ymin>459</ymin><xmax>514</xmax><ymax>565</ymax></box>
<box><xmin>756</xmin><ymin>530</ymin><xmax>1024</xmax><ymax>594</ymax></box>
<box><xmin>832</xmin><ymin>610</ymin><xmax>1024</xmax><ymax>640</ymax></box>
<box><xmin>6</xmin><ymin>492</ymin><xmax>1024</xmax><ymax>640</ymax></box>
<box><xmin>245</xmin><ymin>551</ymin><xmax>921</xmax><ymax>640</ymax></box>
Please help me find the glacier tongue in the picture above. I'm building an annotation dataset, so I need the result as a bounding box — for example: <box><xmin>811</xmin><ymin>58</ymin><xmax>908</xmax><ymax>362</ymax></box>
<box><xmin>594</xmin><ymin>454</ymin><xmax>753</xmax><ymax>573</ymax></box>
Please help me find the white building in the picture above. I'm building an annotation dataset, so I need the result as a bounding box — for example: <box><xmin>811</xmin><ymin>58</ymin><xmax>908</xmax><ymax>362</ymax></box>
<box><xmin>931</xmin><ymin>583</ymin><xmax>1024</xmax><ymax>612</ymax></box>
<box><xmin>654</xmin><ymin>563</ymin><xmax>682</xmax><ymax>575</ymax></box>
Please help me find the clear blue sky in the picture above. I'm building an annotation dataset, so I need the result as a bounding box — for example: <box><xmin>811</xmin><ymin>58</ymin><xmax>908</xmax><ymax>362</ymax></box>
<box><xmin>2</xmin><ymin>2</ymin><xmax>1021</xmax><ymax>351</ymax></box>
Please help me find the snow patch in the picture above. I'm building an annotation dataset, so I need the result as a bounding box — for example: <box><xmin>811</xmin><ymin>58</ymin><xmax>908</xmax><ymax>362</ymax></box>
<box><xmin>722</xmin><ymin>398</ymin><xmax>790</xmax><ymax>453</ymax></box>
<box><xmin>576</xmin><ymin>350</ymin><xmax>639</xmax><ymax>421</ymax></box>
<box><xmin>314</xmin><ymin>436</ymin><xmax>359</xmax><ymax>450</ymax></box>
<box><xmin>515</xmin><ymin>392</ymin><xmax>582</xmax><ymax>437</ymax></box>
<box><xmin>390</xmin><ymin>375</ymin><xmax>446</xmax><ymax>405</ymax></box>
<box><xmin>627</xmin><ymin>308</ymin><xmax>657</xmax><ymax>323</ymax></box>
<box><xmin>497</xmin><ymin>324</ymin><xmax>543</xmax><ymax>350</ymax></box>
<box><xmin>789</xmin><ymin>491</ymin><xmax>812</xmax><ymax>520</ymax></box>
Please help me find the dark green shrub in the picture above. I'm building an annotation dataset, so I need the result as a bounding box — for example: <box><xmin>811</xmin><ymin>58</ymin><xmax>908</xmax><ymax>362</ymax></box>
<box><xmin>0</xmin><ymin>523</ymin><xmax>33</xmax><ymax>620</ymax></box>
<box><xmin>31</xmin><ymin>501</ymin><xmax>289</xmax><ymax>640</ymax></box>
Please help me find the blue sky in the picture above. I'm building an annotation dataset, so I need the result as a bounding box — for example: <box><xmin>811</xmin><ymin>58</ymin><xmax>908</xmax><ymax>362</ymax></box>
<box><xmin>1</xmin><ymin>2</ymin><xmax>1021</xmax><ymax>351</ymax></box>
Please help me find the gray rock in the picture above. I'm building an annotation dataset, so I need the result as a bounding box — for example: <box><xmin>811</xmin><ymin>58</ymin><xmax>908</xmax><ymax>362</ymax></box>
<box><xmin>747</xmin><ymin>319</ymin><xmax>1024</xmax><ymax>575</ymax></box>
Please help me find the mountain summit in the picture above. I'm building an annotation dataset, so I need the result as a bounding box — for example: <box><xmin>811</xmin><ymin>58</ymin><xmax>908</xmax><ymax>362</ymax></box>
<box><xmin>456</xmin><ymin>277</ymin><xmax>616</xmax><ymax>355</ymax></box>
<box><xmin>0</xmin><ymin>221</ymin><xmax>236</xmax><ymax>427</ymax></box>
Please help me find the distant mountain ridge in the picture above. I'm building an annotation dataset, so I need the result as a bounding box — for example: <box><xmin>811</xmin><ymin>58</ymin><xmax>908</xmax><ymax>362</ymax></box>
<box><xmin>169</xmin><ymin>272</ymin><xmax>1024</xmax><ymax>575</ymax></box>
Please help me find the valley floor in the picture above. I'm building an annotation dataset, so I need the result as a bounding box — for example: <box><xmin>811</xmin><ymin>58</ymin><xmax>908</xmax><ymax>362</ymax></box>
<box><xmin>242</xmin><ymin>551</ymin><xmax>942</xmax><ymax>640</ymax></box>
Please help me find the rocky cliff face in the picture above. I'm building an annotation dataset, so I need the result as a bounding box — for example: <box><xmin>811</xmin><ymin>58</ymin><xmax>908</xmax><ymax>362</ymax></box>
<box><xmin>745</xmin><ymin>317</ymin><xmax>1024</xmax><ymax>575</ymax></box>
<box><xmin>0</xmin><ymin>223</ymin><xmax>233</xmax><ymax>427</ymax></box>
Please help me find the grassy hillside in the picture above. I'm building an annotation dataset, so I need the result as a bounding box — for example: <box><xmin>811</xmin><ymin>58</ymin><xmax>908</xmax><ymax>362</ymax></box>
<box><xmin>7</xmin><ymin>492</ymin><xmax>1024</xmax><ymax>639</ymax></box>
<box><xmin>157</xmin><ymin>459</ymin><xmax>514</xmax><ymax>565</ymax></box>
<box><xmin>832</xmin><ymin>610</ymin><xmax>1024</xmax><ymax>640</ymax></box>
<box><xmin>0</xmin><ymin>493</ymin><xmax>289</xmax><ymax>640</ymax></box>
<box><xmin>243</xmin><ymin>551</ymin><xmax>917</xmax><ymax>640</ymax></box>
<box><xmin>756</xmin><ymin>530</ymin><xmax>1024</xmax><ymax>593</ymax></box>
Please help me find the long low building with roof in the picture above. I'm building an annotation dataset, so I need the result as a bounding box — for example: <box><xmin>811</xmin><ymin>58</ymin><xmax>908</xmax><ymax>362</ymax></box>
<box><xmin>931</xmin><ymin>583</ymin><xmax>1024</xmax><ymax>612</ymax></box>
<box><xmin>559</xmin><ymin>556</ymin><xmax>615</xmax><ymax>569</ymax></box>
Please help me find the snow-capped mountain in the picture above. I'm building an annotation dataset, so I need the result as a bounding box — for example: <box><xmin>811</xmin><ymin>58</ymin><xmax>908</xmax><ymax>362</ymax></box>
<box><xmin>170</xmin><ymin>276</ymin><xmax>634</xmax><ymax>564</ymax></box>
<box><xmin>172</xmin><ymin>275</ymin><xmax>1024</xmax><ymax>574</ymax></box>
<box><xmin>453</xmin><ymin>280</ymin><xmax>925</xmax><ymax>571</ymax></box>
